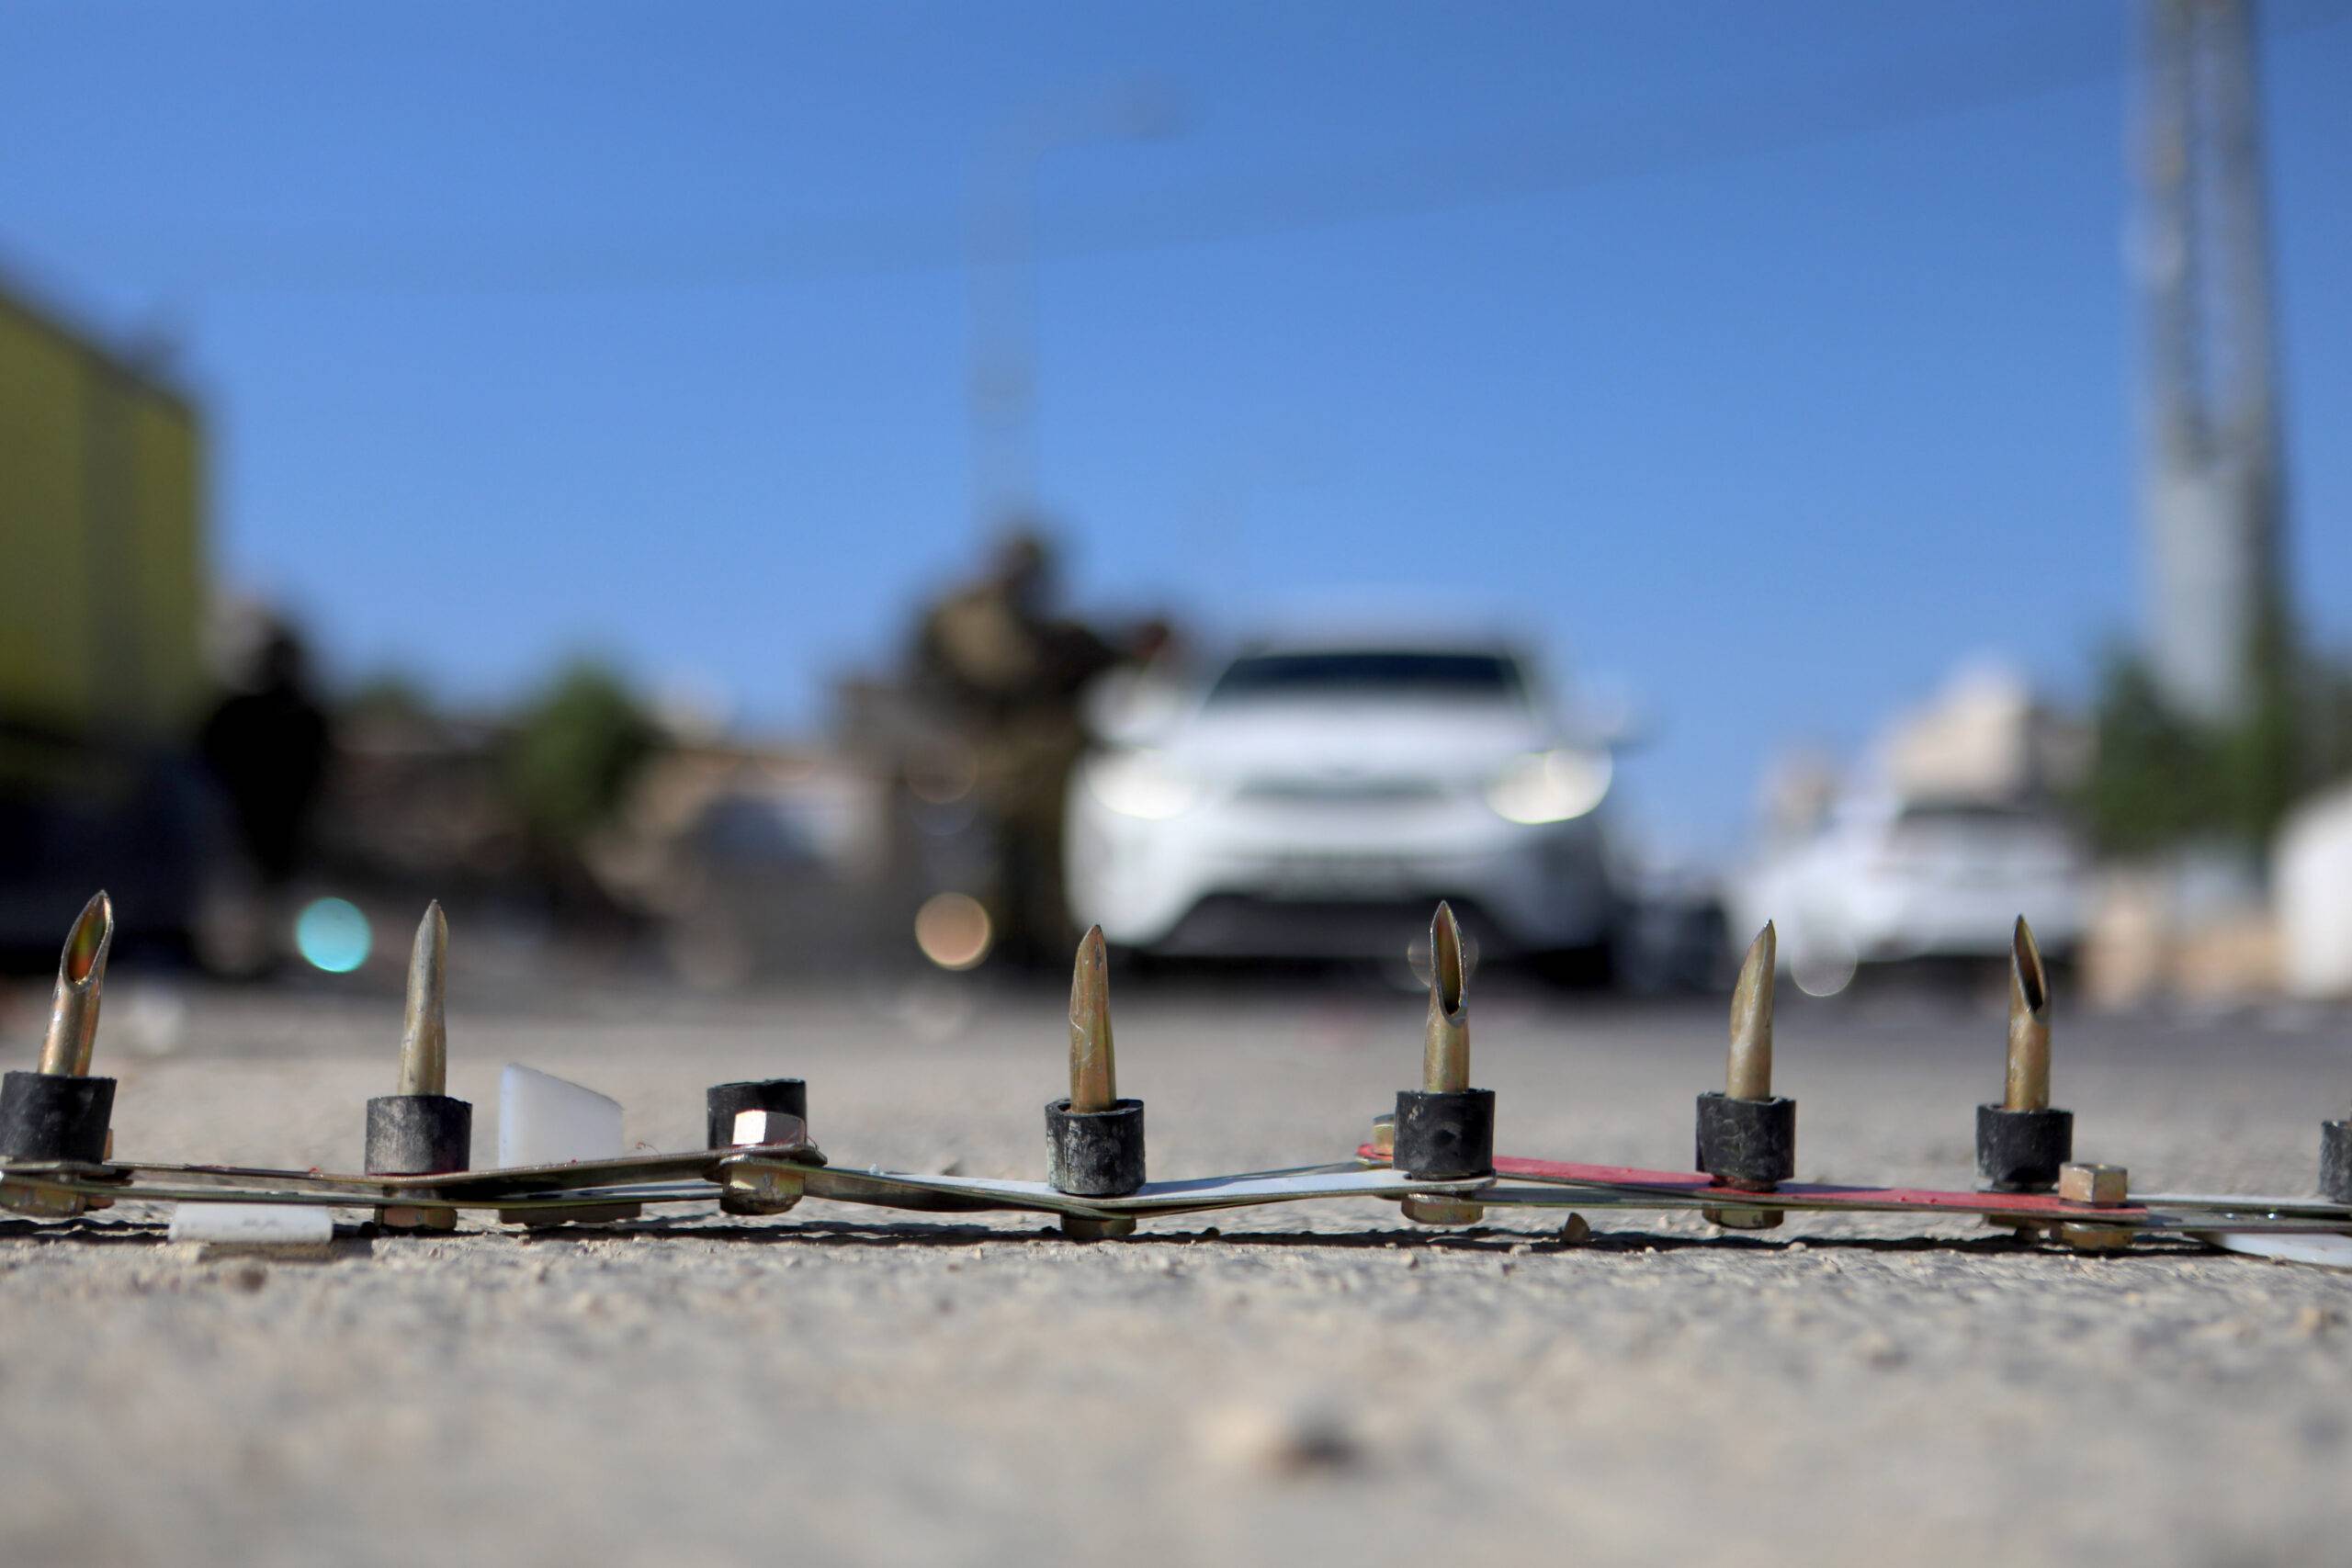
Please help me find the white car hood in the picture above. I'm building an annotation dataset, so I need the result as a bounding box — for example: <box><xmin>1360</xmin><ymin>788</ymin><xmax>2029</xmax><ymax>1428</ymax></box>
<box><xmin>1162</xmin><ymin>700</ymin><xmax>1556</xmax><ymax>786</ymax></box>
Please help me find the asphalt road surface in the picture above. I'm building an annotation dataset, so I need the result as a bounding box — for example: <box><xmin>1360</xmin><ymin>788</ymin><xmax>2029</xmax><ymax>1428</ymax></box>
<box><xmin>3</xmin><ymin>965</ymin><xmax>2347</xmax><ymax>1567</ymax></box>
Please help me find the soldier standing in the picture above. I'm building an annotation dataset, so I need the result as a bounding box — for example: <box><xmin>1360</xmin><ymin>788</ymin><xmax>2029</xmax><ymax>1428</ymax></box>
<box><xmin>911</xmin><ymin>531</ymin><xmax>1119</xmax><ymax>968</ymax></box>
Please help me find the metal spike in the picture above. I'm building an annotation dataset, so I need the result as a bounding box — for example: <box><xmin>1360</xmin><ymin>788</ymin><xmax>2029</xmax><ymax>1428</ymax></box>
<box><xmin>39</xmin><ymin>892</ymin><xmax>114</xmax><ymax>1077</ymax></box>
<box><xmin>1726</xmin><ymin>920</ymin><xmax>1776</xmax><ymax>1101</ymax></box>
<box><xmin>398</xmin><ymin>903</ymin><xmax>449</xmax><ymax>1097</ymax></box>
<box><xmin>2003</xmin><ymin>915</ymin><xmax>2052</xmax><ymax>1112</ymax></box>
<box><xmin>1422</xmin><ymin>902</ymin><xmax>1469</xmax><ymax>1093</ymax></box>
<box><xmin>1068</xmin><ymin>925</ymin><xmax>1116</xmax><ymax>1112</ymax></box>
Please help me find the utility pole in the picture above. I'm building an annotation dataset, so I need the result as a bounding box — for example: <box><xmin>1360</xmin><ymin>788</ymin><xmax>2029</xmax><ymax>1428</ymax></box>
<box><xmin>2137</xmin><ymin>0</ymin><xmax>2291</xmax><ymax>728</ymax></box>
<box><xmin>966</xmin><ymin>85</ymin><xmax>1178</xmax><ymax>533</ymax></box>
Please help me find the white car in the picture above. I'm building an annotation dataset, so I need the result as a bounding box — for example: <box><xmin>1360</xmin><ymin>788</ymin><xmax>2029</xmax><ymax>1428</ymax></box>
<box><xmin>1064</xmin><ymin>637</ymin><xmax>1623</xmax><ymax>964</ymax></box>
<box><xmin>1735</xmin><ymin>795</ymin><xmax>2086</xmax><ymax>991</ymax></box>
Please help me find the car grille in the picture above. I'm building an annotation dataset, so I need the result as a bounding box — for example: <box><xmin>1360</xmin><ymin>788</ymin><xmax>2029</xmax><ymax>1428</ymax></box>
<box><xmin>1234</xmin><ymin>778</ymin><xmax>1451</xmax><ymax>806</ymax></box>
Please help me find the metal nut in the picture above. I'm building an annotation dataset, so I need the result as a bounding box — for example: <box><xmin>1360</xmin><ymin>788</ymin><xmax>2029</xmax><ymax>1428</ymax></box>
<box><xmin>1368</xmin><ymin>1114</ymin><xmax>1396</xmax><ymax>1156</ymax></box>
<box><xmin>377</xmin><ymin>1204</ymin><xmax>457</xmax><ymax>1233</ymax></box>
<box><xmin>1703</xmin><ymin>1204</ymin><xmax>1784</xmax><ymax>1231</ymax></box>
<box><xmin>729</xmin><ymin>1110</ymin><xmax>808</xmax><ymax>1148</ymax></box>
<box><xmin>0</xmin><ymin>1179</ymin><xmax>87</xmax><ymax>1220</ymax></box>
<box><xmin>2058</xmin><ymin>1162</ymin><xmax>2128</xmax><ymax>1207</ymax></box>
<box><xmin>1060</xmin><ymin>1213</ymin><xmax>1136</xmax><ymax>1241</ymax></box>
<box><xmin>2058</xmin><ymin>1222</ymin><xmax>2134</xmax><ymax>1253</ymax></box>
<box><xmin>719</xmin><ymin>1159</ymin><xmax>805</xmax><ymax>1215</ymax></box>
<box><xmin>1399</xmin><ymin>1194</ymin><xmax>1483</xmax><ymax>1227</ymax></box>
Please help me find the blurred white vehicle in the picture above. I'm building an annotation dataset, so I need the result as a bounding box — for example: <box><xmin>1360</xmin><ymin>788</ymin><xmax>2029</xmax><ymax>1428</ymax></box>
<box><xmin>1736</xmin><ymin>795</ymin><xmax>2086</xmax><ymax>990</ymax></box>
<box><xmin>1065</xmin><ymin>637</ymin><xmax>1623</xmax><ymax>964</ymax></box>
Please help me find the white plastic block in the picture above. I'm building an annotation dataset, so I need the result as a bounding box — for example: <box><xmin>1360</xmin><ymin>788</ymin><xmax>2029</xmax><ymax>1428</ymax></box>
<box><xmin>2198</xmin><ymin>1230</ymin><xmax>2352</xmax><ymax>1270</ymax></box>
<box><xmin>168</xmin><ymin>1203</ymin><xmax>334</xmax><ymax>1246</ymax></box>
<box><xmin>498</xmin><ymin>1064</ymin><xmax>626</xmax><ymax>1168</ymax></box>
<box><xmin>2278</xmin><ymin>782</ymin><xmax>2352</xmax><ymax>999</ymax></box>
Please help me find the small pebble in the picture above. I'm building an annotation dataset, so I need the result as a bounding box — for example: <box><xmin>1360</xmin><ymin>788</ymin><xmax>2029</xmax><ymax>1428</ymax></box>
<box><xmin>1198</xmin><ymin>1403</ymin><xmax>1364</xmax><ymax>1478</ymax></box>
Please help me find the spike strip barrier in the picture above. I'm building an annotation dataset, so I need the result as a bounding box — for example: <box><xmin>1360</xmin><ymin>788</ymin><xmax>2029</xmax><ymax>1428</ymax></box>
<box><xmin>7</xmin><ymin>891</ymin><xmax>2352</xmax><ymax>1261</ymax></box>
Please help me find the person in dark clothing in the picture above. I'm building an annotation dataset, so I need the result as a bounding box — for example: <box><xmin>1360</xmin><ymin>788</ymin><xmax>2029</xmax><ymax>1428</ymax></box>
<box><xmin>911</xmin><ymin>531</ymin><xmax>1122</xmax><ymax>967</ymax></box>
<box><xmin>198</xmin><ymin>629</ymin><xmax>332</xmax><ymax>886</ymax></box>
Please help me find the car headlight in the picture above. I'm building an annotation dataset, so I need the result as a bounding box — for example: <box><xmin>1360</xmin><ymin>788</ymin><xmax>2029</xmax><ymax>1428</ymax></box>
<box><xmin>1084</xmin><ymin>750</ymin><xmax>1201</xmax><ymax>821</ymax></box>
<box><xmin>1485</xmin><ymin>749</ymin><xmax>1611</xmax><ymax>825</ymax></box>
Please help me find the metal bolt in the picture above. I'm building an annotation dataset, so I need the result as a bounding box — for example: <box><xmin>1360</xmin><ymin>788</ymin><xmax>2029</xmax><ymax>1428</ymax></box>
<box><xmin>1069</xmin><ymin>926</ymin><xmax>1116</xmax><ymax>1113</ymax></box>
<box><xmin>1726</xmin><ymin>920</ymin><xmax>1775</xmax><ymax>1101</ymax></box>
<box><xmin>1422</xmin><ymin>903</ymin><xmax>1469</xmax><ymax>1094</ymax></box>
<box><xmin>397</xmin><ymin>903</ymin><xmax>448</xmax><ymax>1097</ymax></box>
<box><xmin>2003</xmin><ymin>917</ymin><xmax>2052</xmax><ymax>1112</ymax></box>
<box><xmin>2058</xmin><ymin>1162</ymin><xmax>2129</xmax><ymax>1207</ymax></box>
<box><xmin>38</xmin><ymin>891</ymin><xmax>113</xmax><ymax>1078</ymax></box>
<box><xmin>373</xmin><ymin>904</ymin><xmax>468</xmax><ymax>1234</ymax></box>
<box><xmin>1704</xmin><ymin>920</ymin><xmax>1789</xmax><ymax>1230</ymax></box>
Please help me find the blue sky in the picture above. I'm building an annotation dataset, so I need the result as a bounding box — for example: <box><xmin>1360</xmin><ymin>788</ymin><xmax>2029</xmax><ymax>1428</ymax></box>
<box><xmin>3</xmin><ymin>0</ymin><xmax>2346</xmax><ymax>858</ymax></box>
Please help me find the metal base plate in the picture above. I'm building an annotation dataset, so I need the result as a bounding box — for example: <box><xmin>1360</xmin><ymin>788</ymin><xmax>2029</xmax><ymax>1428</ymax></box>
<box><xmin>1356</xmin><ymin>1146</ymin><xmax>2352</xmax><ymax>1235</ymax></box>
<box><xmin>1</xmin><ymin>1151</ymin><xmax>1482</xmax><ymax>1226</ymax></box>
<box><xmin>13</xmin><ymin>1141</ymin><xmax>2352</xmax><ymax>1261</ymax></box>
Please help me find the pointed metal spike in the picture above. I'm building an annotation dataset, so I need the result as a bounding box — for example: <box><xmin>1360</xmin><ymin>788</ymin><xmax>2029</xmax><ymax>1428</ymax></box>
<box><xmin>1422</xmin><ymin>902</ymin><xmax>1470</xmax><ymax>1093</ymax></box>
<box><xmin>39</xmin><ymin>891</ymin><xmax>114</xmax><ymax>1077</ymax></box>
<box><xmin>2003</xmin><ymin>915</ymin><xmax>2052</xmax><ymax>1111</ymax></box>
<box><xmin>1726</xmin><ymin>919</ymin><xmax>1776</xmax><ymax>1101</ymax></box>
<box><xmin>1068</xmin><ymin>925</ymin><xmax>1116</xmax><ymax>1112</ymax></box>
<box><xmin>397</xmin><ymin>902</ymin><xmax>449</xmax><ymax>1097</ymax></box>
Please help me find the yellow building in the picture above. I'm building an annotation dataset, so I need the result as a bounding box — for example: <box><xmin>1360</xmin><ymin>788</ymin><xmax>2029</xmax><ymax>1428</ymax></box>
<box><xmin>0</xmin><ymin>277</ymin><xmax>208</xmax><ymax>750</ymax></box>
<box><xmin>1</xmin><ymin>275</ymin><xmax>213</xmax><ymax>952</ymax></box>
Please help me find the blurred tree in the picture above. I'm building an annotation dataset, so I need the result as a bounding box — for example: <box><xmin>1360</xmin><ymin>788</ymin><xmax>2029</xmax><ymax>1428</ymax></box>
<box><xmin>501</xmin><ymin>660</ymin><xmax>656</xmax><ymax>851</ymax></box>
<box><xmin>2084</xmin><ymin>643</ymin><xmax>2352</xmax><ymax>854</ymax></box>
<box><xmin>2084</xmin><ymin>652</ymin><xmax>2214</xmax><ymax>854</ymax></box>
<box><xmin>2310</xmin><ymin>661</ymin><xmax>2352</xmax><ymax>796</ymax></box>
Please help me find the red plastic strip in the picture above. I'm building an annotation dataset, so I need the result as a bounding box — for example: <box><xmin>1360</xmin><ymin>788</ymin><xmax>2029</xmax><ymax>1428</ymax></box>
<box><xmin>1356</xmin><ymin>1145</ymin><xmax>2143</xmax><ymax>1218</ymax></box>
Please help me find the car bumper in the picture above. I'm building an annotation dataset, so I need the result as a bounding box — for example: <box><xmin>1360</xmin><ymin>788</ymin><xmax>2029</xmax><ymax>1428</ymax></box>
<box><xmin>1067</xmin><ymin>792</ymin><xmax>1616</xmax><ymax>960</ymax></box>
<box><xmin>1837</xmin><ymin>880</ymin><xmax>2086</xmax><ymax>963</ymax></box>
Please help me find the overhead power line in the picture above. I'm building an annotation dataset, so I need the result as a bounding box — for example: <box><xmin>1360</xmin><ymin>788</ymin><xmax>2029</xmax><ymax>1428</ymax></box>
<box><xmin>17</xmin><ymin>1</ymin><xmax>2351</xmax><ymax>297</ymax></box>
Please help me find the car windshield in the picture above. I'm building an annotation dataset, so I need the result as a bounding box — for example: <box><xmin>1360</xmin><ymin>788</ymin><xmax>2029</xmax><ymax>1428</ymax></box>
<box><xmin>1205</xmin><ymin>650</ymin><xmax>1526</xmax><ymax>705</ymax></box>
<box><xmin>1883</xmin><ymin>801</ymin><xmax>2078</xmax><ymax>858</ymax></box>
